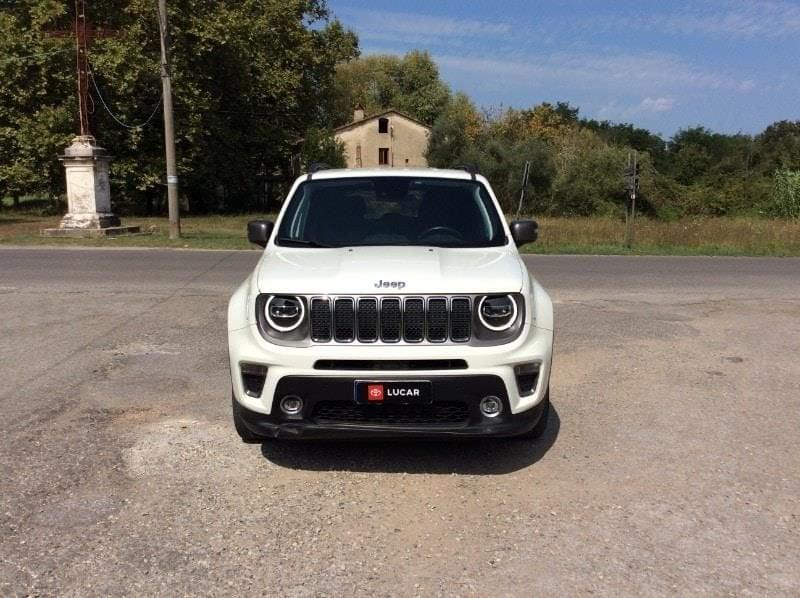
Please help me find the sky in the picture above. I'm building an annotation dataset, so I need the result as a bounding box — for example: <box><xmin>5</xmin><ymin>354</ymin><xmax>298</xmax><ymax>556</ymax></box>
<box><xmin>327</xmin><ymin>0</ymin><xmax>800</xmax><ymax>137</ymax></box>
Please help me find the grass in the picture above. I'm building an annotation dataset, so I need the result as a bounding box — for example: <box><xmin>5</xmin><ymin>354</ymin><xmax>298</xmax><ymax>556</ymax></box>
<box><xmin>1</xmin><ymin>210</ymin><xmax>799</xmax><ymax>256</ymax></box>
<box><xmin>0</xmin><ymin>213</ymin><xmax>271</xmax><ymax>250</ymax></box>
<box><xmin>521</xmin><ymin>216</ymin><xmax>800</xmax><ymax>256</ymax></box>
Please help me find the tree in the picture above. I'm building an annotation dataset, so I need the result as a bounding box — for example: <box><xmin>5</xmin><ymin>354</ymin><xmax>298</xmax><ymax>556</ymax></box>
<box><xmin>581</xmin><ymin>119</ymin><xmax>668</xmax><ymax>170</ymax></box>
<box><xmin>771</xmin><ymin>169</ymin><xmax>800</xmax><ymax>218</ymax></box>
<box><xmin>0</xmin><ymin>0</ymin><xmax>358</xmax><ymax>213</ymax></box>
<box><xmin>426</xmin><ymin>93</ymin><xmax>483</xmax><ymax>168</ymax></box>
<box><xmin>488</xmin><ymin>102</ymin><xmax>578</xmax><ymax>145</ymax></box>
<box><xmin>757</xmin><ymin>121</ymin><xmax>800</xmax><ymax>173</ymax></box>
<box><xmin>299</xmin><ymin>127</ymin><xmax>346</xmax><ymax>170</ymax></box>
<box><xmin>549</xmin><ymin>129</ymin><xmax>631</xmax><ymax>216</ymax></box>
<box><xmin>331</xmin><ymin>50</ymin><xmax>450</xmax><ymax>126</ymax></box>
<box><xmin>0</xmin><ymin>5</ymin><xmax>75</xmax><ymax>204</ymax></box>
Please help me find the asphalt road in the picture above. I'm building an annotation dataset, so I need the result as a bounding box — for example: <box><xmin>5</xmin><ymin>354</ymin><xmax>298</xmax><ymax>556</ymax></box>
<box><xmin>1</xmin><ymin>247</ymin><xmax>799</xmax><ymax>596</ymax></box>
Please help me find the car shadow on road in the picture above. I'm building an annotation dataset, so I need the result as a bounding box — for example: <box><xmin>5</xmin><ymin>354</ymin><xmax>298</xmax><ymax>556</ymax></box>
<box><xmin>259</xmin><ymin>404</ymin><xmax>560</xmax><ymax>475</ymax></box>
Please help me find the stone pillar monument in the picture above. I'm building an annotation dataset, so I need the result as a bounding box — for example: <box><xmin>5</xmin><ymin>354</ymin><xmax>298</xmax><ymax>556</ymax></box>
<box><xmin>42</xmin><ymin>136</ymin><xmax>139</xmax><ymax>237</ymax></box>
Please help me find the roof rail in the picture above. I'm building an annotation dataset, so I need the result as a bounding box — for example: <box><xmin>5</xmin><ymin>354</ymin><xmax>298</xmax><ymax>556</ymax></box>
<box><xmin>454</xmin><ymin>164</ymin><xmax>479</xmax><ymax>180</ymax></box>
<box><xmin>307</xmin><ymin>162</ymin><xmax>332</xmax><ymax>180</ymax></box>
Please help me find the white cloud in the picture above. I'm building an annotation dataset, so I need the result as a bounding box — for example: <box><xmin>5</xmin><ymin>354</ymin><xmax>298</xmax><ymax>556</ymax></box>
<box><xmin>594</xmin><ymin>97</ymin><xmax>677</xmax><ymax>122</ymax></box>
<box><xmin>339</xmin><ymin>9</ymin><xmax>511</xmax><ymax>46</ymax></box>
<box><xmin>589</xmin><ymin>1</ymin><xmax>800</xmax><ymax>38</ymax></box>
<box><xmin>637</xmin><ymin>97</ymin><xmax>676</xmax><ymax>113</ymax></box>
<box><xmin>435</xmin><ymin>51</ymin><xmax>753</xmax><ymax>95</ymax></box>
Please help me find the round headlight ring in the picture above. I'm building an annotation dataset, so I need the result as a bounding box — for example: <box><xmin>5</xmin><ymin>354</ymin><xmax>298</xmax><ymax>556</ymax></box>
<box><xmin>478</xmin><ymin>294</ymin><xmax>518</xmax><ymax>332</ymax></box>
<box><xmin>265</xmin><ymin>295</ymin><xmax>305</xmax><ymax>332</ymax></box>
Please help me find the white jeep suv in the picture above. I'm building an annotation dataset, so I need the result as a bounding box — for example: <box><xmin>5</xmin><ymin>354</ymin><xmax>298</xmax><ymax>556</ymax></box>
<box><xmin>227</xmin><ymin>168</ymin><xmax>553</xmax><ymax>441</ymax></box>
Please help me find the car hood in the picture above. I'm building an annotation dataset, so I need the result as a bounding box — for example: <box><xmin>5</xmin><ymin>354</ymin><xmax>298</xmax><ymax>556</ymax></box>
<box><xmin>256</xmin><ymin>246</ymin><xmax>525</xmax><ymax>295</ymax></box>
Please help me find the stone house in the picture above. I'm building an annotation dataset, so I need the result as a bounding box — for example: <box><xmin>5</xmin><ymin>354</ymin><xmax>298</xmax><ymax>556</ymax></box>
<box><xmin>334</xmin><ymin>106</ymin><xmax>431</xmax><ymax>168</ymax></box>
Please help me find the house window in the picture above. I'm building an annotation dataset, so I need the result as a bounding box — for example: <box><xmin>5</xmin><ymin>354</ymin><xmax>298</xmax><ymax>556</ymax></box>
<box><xmin>378</xmin><ymin>117</ymin><xmax>389</xmax><ymax>134</ymax></box>
<box><xmin>356</xmin><ymin>144</ymin><xmax>362</xmax><ymax>168</ymax></box>
<box><xmin>378</xmin><ymin>148</ymin><xmax>390</xmax><ymax>165</ymax></box>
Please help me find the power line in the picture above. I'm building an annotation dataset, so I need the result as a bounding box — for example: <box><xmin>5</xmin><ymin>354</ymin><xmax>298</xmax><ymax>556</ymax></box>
<box><xmin>88</xmin><ymin>66</ymin><xmax>162</xmax><ymax>130</ymax></box>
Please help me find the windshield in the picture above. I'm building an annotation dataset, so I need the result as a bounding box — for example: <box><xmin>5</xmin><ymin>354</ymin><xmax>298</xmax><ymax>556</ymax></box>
<box><xmin>275</xmin><ymin>177</ymin><xmax>507</xmax><ymax>248</ymax></box>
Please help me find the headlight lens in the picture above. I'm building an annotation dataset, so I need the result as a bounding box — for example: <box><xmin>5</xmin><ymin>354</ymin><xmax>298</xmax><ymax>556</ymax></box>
<box><xmin>478</xmin><ymin>295</ymin><xmax>517</xmax><ymax>331</ymax></box>
<box><xmin>265</xmin><ymin>295</ymin><xmax>304</xmax><ymax>331</ymax></box>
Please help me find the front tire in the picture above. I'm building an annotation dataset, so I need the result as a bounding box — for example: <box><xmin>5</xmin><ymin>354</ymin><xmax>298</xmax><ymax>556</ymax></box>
<box><xmin>232</xmin><ymin>394</ymin><xmax>265</xmax><ymax>443</ymax></box>
<box><xmin>515</xmin><ymin>389</ymin><xmax>550</xmax><ymax>440</ymax></box>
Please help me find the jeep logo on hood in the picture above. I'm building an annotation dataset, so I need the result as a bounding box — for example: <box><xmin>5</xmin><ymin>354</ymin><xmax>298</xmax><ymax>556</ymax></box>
<box><xmin>374</xmin><ymin>279</ymin><xmax>406</xmax><ymax>290</ymax></box>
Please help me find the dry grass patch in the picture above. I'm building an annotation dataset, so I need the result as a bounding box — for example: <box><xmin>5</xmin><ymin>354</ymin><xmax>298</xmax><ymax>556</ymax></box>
<box><xmin>526</xmin><ymin>216</ymin><xmax>800</xmax><ymax>256</ymax></box>
<box><xmin>1</xmin><ymin>212</ymin><xmax>799</xmax><ymax>255</ymax></box>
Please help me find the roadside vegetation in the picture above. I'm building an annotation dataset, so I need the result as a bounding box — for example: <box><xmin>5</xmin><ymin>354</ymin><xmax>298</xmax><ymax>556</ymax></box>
<box><xmin>1</xmin><ymin>2</ymin><xmax>799</xmax><ymax>255</ymax></box>
<box><xmin>3</xmin><ymin>204</ymin><xmax>798</xmax><ymax>256</ymax></box>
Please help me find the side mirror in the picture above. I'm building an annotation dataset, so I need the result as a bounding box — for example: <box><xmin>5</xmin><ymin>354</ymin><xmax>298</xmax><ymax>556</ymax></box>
<box><xmin>510</xmin><ymin>220</ymin><xmax>538</xmax><ymax>247</ymax></box>
<box><xmin>247</xmin><ymin>220</ymin><xmax>274</xmax><ymax>247</ymax></box>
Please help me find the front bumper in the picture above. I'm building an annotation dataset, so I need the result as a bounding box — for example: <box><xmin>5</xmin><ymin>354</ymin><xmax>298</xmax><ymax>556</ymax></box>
<box><xmin>236</xmin><ymin>375</ymin><xmax>548</xmax><ymax>439</ymax></box>
<box><xmin>229</xmin><ymin>318</ymin><xmax>553</xmax><ymax>418</ymax></box>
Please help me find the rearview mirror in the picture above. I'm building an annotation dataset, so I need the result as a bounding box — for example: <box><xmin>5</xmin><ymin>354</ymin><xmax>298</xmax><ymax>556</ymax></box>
<box><xmin>510</xmin><ymin>220</ymin><xmax>538</xmax><ymax>247</ymax></box>
<box><xmin>247</xmin><ymin>220</ymin><xmax>274</xmax><ymax>247</ymax></box>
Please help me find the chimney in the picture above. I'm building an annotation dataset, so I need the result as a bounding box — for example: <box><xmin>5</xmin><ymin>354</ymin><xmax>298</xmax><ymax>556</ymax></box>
<box><xmin>353</xmin><ymin>103</ymin><xmax>365</xmax><ymax>122</ymax></box>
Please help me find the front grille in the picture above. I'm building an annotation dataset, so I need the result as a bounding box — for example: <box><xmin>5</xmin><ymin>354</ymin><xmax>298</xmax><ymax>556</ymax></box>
<box><xmin>381</xmin><ymin>298</ymin><xmax>402</xmax><ymax>342</ymax></box>
<box><xmin>403</xmin><ymin>298</ymin><xmax>425</xmax><ymax>342</ymax></box>
<box><xmin>427</xmin><ymin>298</ymin><xmax>448</xmax><ymax>342</ymax></box>
<box><xmin>312</xmin><ymin>401</ymin><xmax>470</xmax><ymax>426</ymax></box>
<box><xmin>357</xmin><ymin>298</ymin><xmax>378</xmax><ymax>342</ymax></box>
<box><xmin>333</xmin><ymin>298</ymin><xmax>355</xmax><ymax>342</ymax></box>
<box><xmin>310</xmin><ymin>299</ymin><xmax>332</xmax><ymax>342</ymax></box>
<box><xmin>450</xmin><ymin>298</ymin><xmax>472</xmax><ymax>342</ymax></box>
<box><xmin>311</xmin><ymin>296</ymin><xmax>472</xmax><ymax>344</ymax></box>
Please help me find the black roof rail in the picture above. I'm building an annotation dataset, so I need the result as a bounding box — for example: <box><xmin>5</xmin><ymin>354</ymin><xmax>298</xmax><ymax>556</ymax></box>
<box><xmin>307</xmin><ymin>162</ymin><xmax>332</xmax><ymax>180</ymax></box>
<box><xmin>454</xmin><ymin>164</ymin><xmax>479</xmax><ymax>180</ymax></box>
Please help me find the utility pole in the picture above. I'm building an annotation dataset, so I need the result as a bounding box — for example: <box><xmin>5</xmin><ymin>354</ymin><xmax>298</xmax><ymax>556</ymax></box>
<box><xmin>624</xmin><ymin>151</ymin><xmax>639</xmax><ymax>249</ymax></box>
<box><xmin>516</xmin><ymin>160</ymin><xmax>531</xmax><ymax>218</ymax></box>
<box><xmin>158</xmin><ymin>0</ymin><xmax>180</xmax><ymax>239</ymax></box>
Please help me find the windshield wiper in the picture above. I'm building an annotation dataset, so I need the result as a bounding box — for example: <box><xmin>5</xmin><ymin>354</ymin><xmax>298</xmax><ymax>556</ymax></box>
<box><xmin>276</xmin><ymin>237</ymin><xmax>333</xmax><ymax>248</ymax></box>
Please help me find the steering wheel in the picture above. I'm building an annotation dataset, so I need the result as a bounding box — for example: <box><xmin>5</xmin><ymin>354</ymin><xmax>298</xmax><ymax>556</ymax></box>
<box><xmin>418</xmin><ymin>226</ymin><xmax>464</xmax><ymax>241</ymax></box>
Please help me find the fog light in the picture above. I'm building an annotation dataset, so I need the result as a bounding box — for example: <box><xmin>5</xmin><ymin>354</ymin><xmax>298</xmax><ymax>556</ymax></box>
<box><xmin>279</xmin><ymin>395</ymin><xmax>304</xmax><ymax>416</ymax></box>
<box><xmin>479</xmin><ymin>395</ymin><xmax>503</xmax><ymax>418</ymax></box>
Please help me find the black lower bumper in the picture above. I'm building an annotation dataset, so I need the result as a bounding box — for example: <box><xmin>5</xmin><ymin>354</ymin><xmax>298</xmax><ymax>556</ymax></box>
<box><xmin>237</xmin><ymin>375</ymin><xmax>546</xmax><ymax>439</ymax></box>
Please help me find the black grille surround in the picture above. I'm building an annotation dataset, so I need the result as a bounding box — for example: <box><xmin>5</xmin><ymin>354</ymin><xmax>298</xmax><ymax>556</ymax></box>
<box><xmin>312</xmin><ymin>401</ymin><xmax>470</xmax><ymax>426</ymax></box>
<box><xmin>309</xmin><ymin>295</ymin><xmax>474</xmax><ymax>345</ymax></box>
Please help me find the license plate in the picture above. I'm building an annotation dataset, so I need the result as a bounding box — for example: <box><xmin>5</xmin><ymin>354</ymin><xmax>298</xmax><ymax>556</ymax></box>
<box><xmin>354</xmin><ymin>380</ymin><xmax>432</xmax><ymax>405</ymax></box>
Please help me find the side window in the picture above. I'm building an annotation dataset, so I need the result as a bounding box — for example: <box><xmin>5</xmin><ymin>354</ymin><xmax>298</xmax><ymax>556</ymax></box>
<box><xmin>378</xmin><ymin>148</ymin><xmax>390</xmax><ymax>165</ymax></box>
<box><xmin>378</xmin><ymin>117</ymin><xmax>389</xmax><ymax>134</ymax></box>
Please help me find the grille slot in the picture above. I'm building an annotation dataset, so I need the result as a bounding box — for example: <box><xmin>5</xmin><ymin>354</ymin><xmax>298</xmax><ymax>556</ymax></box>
<box><xmin>357</xmin><ymin>298</ymin><xmax>378</xmax><ymax>342</ymax></box>
<box><xmin>403</xmin><ymin>298</ymin><xmax>425</xmax><ymax>342</ymax></box>
<box><xmin>312</xmin><ymin>401</ymin><xmax>470</xmax><ymax>426</ymax></box>
<box><xmin>310</xmin><ymin>298</ymin><xmax>331</xmax><ymax>342</ymax></box>
<box><xmin>333</xmin><ymin>298</ymin><xmax>355</xmax><ymax>342</ymax></box>
<box><xmin>426</xmin><ymin>298</ymin><xmax>448</xmax><ymax>342</ymax></box>
<box><xmin>450</xmin><ymin>297</ymin><xmax>472</xmax><ymax>341</ymax></box>
<box><xmin>380</xmin><ymin>298</ymin><xmax>402</xmax><ymax>342</ymax></box>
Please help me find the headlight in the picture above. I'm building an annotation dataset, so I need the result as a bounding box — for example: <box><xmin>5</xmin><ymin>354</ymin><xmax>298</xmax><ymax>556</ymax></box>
<box><xmin>478</xmin><ymin>295</ymin><xmax>517</xmax><ymax>331</ymax></box>
<box><xmin>265</xmin><ymin>295</ymin><xmax>304</xmax><ymax>332</ymax></box>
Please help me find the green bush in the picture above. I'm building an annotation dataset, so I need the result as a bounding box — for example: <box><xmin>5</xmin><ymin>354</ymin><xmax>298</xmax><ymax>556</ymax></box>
<box><xmin>771</xmin><ymin>169</ymin><xmax>800</xmax><ymax>218</ymax></box>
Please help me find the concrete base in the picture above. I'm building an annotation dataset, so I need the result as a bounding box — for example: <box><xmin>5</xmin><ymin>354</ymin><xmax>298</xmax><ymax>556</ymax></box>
<box><xmin>59</xmin><ymin>212</ymin><xmax>121</xmax><ymax>229</ymax></box>
<box><xmin>41</xmin><ymin>225</ymin><xmax>142</xmax><ymax>238</ymax></box>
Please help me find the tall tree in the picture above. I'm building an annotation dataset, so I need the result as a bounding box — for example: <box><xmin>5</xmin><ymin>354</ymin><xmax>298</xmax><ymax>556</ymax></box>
<box><xmin>0</xmin><ymin>0</ymin><xmax>357</xmax><ymax>212</ymax></box>
<box><xmin>331</xmin><ymin>50</ymin><xmax>450</xmax><ymax>126</ymax></box>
